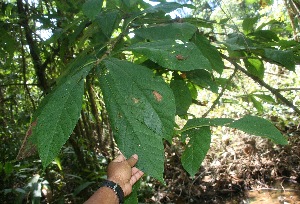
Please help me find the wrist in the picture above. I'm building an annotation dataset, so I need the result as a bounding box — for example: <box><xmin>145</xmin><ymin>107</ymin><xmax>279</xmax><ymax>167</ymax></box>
<box><xmin>100</xmin><ymin>180</ymin><xmax>124</xmax><ymax>203</ymax></box>
<box><xmin>107</xmin><ymin>177</ymin><xmax>125</xmax><ymax>191</ymax></box>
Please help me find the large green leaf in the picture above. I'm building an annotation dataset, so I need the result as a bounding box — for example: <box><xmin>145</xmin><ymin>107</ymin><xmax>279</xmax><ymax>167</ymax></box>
<box><xmin>227</xmin><ymin>115</ymin><xmax>288</xmax><ymax>145</ymax></box>
<box><xmin>185</xmin><ymin>69</ymin><xmax>218</xmax><ymax>93</ymax></box>
<box><xmin>170</xmin><ymin>79</ymin><xmax>192</xmax><ymax>116</ymax></box>
<box><xmin>181</xmin><ymin>126</ymin><xmax>211</xmax><ymax>177</ymax></box>
<box><xmin>264</xmin><ymin>49</ymin><xmax>295</xmax><ymax>71</ymax></box>
<box><xmin>179</xmin><ymin>115</ymin><xmax>287</xmax><ymax>175</ymax></box>
<box><xmin>192</xmin><ymin>33</ymin><xmax>224</xmax><ymax>74</ymax></box>
<box><xmin>180</xmin><ymin>118</ymin><xmax>233</xmax><ymax>142</ymax></box>
<box><xmin>82</xmin><ymin>0</ymin><xmax>103</xmax><ymax>20</ymax></box>
<box><xmin>244</xmin><ymin>58</ymin><xmax>264</xmax><ymax>79</ymax></box>
<box><xmin>30</xmin><ymin>58</ymin><xmax>95</xmax><ymax>168</ymax></box>
<box><xmin>122</xmin><ymin>0</ymin><xmax>138</xmax><ymax>8</ymax></box>
<box><xmin>225</xmin><ymin>33</ymin><xmax>254</xmax><ymax>50</ymax></box>
<box><xmin>250</xmin><ymin>30</ymin><xmax>279</xmax><ymax>42</ymax></box>
<box><xmin>99</xmin><ymin>58</ymin><xmax>175</xmax><ymax>181</ymax></box>
<box><xmin>242</xmin><ymin>16</ymin><xmax>259</xmax><ymax>34</ymax></box>
<box><xmin>127</xmin><ymin>39</ymin><xmax>212</xmax><ymax>71</ymax></box>
<box><xmin>96</xmin><ymin>10</ymin><xmax>119</xmax><ymax>38</ymax></box>
<box><xmin>134</xmin><ymin>22</ymin><xmax>197</xmax><ymax>41</ymax></box>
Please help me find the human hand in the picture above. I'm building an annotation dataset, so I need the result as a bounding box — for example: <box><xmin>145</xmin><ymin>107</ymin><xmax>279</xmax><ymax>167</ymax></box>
<box><xmin>107</xmin><ymin>154</ymin><xmax>144</xmax><ymax>196</ymax></box>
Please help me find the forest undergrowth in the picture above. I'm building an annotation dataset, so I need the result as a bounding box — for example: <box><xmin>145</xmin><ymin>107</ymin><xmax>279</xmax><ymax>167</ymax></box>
<box><xmin>142</xmin><ymin>66</ymin><xmax>300</xmax><ymax>203</ymax></box>
<box><xmin>145</xmin><ymin>123</ymin><xmax>300</xmax><ymax>203</ymax></box>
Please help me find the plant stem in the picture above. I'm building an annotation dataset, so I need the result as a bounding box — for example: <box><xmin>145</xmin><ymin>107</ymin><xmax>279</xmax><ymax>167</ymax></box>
<box><xmin>222</xmin><ymin>54</ymin><xmax>300</xmax><ymax>115</ymax></box>
<box><xmin>201</xmin><ymin>67</ymin><xmax>238</xmax><ymax>118</ymax></box>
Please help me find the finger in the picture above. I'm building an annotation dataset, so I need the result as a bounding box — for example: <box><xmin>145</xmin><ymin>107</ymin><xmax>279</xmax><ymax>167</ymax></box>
<box><xmin>130</xmin><ymin>169</ymin><xmax>144</xmax><ymax>185</ymax></box>
<box><xmin>126</xmin><ymin>154</ymin><xmax>138</xmax><ymax>167</ymax></box>
<box><xmin>131</xmin><ymin>167</ymin><xmax>141</xmax><ymax>175</ymax></box>
<box><xmin>113</xmin><ymin>153</ymin><xmax>126</xmax><ymax>163</ymax></box>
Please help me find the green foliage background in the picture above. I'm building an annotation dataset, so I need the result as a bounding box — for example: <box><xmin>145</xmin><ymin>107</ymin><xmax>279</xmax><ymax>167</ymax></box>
<box><xmin>0</xmin><ymin>0</ymin><xmax>299</xmax><ymax>203</ymax></box>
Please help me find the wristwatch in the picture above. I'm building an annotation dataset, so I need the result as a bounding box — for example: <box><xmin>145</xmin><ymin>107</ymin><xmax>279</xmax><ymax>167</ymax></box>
<box><xmin>100</xmin><ymin>180</ymin><xmax>124</xmax><ymax>204</ymax></box>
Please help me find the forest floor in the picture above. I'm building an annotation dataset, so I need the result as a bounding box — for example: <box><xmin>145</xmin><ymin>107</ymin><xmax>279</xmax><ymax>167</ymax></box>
<box><xmin>144</xmin><ymin>122</ymin><xmax>300</xmax><ymax>204</ymax></box>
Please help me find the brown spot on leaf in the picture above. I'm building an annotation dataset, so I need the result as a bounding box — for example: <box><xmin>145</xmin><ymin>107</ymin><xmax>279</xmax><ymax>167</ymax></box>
<box><xmin>176</xmin><ymin>54</ymin><xmax>186</xmax><ymax>61</ymax></box>
<box><xmin>16</xmin><ymin>120</ymin><xmax>38</xmax><ymax>160</ymax></box>
<box><xmin>180</xmin><ymin>73</ymin><xmax>187</xmax><ymax>79</ymax></box>
<box><xmin>176</xmin><ymin>54</ymin><xmax>184</xmax><ymax>60</ymax></box>
<box><xmin>153</xmin><ymin>90</ymin><xmax>162</xmax><ymax>102</ymax></box>
<box><xmin>175</xmin><ymin>54</ymin><xmax>189</xmax><ymax>61</ymax></box>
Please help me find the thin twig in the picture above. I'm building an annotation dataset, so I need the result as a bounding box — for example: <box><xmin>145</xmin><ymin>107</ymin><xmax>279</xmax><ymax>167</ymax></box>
<box><xmin>20</xmin><ymin>27</ymin><xmax>36</xmax><ymax>110</ymax></box>
<box><xmin>201</xmin><ymin>67</ymin><xmax>238</xmax><ymax>118</ymax></box>
<box><xmin>249</xmin><ymin>187</ymin><xmax>299</xmax><ymax>192</ymax></box>
<box><xmin>222</xmin><ymin>54</ymin><xmax>300</xmax><ymax>115</ymax></box>
<box><xmin>277</xmin><ymin>88</ymin><xmax>300</xmax><ymax>91</ymax></box>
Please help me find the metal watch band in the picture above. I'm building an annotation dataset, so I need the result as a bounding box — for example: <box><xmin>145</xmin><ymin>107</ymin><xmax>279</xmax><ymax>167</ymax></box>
<box><xmin>100</xmin><ymin>180</ymin><xmax>124</xmax><ymax>204</ymax></box>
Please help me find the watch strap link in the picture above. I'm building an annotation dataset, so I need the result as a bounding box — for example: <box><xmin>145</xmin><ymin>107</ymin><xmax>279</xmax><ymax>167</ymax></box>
<box><xmin>100</xmin><ymin>180</ymin><xmax>124</xmax><ymax>203</ymax></box>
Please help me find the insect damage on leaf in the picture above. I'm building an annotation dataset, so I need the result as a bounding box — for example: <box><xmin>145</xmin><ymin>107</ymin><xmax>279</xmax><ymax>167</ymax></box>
<box><xmin>153</xmin><ymin>90</ymin><xmax>162</xmax><ymax>102</ymax></box>
<box><xmin>176</xmin><ymin>54</ymin><xmax>187</xmax><ymax>60</ymax></box>
<box><xmin>176</xmin><ymin>54</ymin><xmax>184</xmax><ymax>60</ymax></box>
<box><xmin>16</xmin><ymin>120</ymin><xmax>38</xmax><ymax>160</ymax></box>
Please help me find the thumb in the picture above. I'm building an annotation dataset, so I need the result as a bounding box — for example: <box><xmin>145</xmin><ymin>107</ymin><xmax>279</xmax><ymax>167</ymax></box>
<box><xmin>126</xmin><ymin>154</ymin><xmax>138</xmax><ymax>167</ymax></box>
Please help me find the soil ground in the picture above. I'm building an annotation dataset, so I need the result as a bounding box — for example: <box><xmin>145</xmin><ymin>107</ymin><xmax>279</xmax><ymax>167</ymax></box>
<box><xmin>145</xmin><ymin>123</ymin><xmax>300</xmax><ymax>203</ymax></box>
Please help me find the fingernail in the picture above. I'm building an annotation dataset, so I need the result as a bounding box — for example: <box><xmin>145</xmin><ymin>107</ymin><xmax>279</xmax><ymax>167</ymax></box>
<box><xmin>132</xmin><ymin>154</ymin><xmax>138</xmax><ymax>159</ymax></box>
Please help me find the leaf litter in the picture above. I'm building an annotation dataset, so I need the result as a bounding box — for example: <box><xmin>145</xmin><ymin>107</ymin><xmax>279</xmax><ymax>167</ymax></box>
<box><xmin>144</xmin><ymin>123</ymin><xmax>300</xmax><ymax>203</ymax></box>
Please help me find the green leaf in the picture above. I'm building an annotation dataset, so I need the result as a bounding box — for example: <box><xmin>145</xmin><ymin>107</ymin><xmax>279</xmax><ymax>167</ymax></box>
<box><xmin>277</xmin><ymin>40</ymin><xmax>299</xmax><ymax>49</ymax></box>
<box><xmin>192</xmin><ymin>33</ymin><xmax>224</xmax><ymax>74</ymax></box>
<box><xmin>124</xmin><ymin>180</ymin><xmax>140</xmax><ymax>204</ymax></box>
<box><xmin>185</xmin><ymin>69</ymin><xmax>218</xmax><ymax>93</ymax></box>
<box><xmin>134</xmin><ymin>22</ymin><xmax>197</xmax><ymax>41</ymax></box>
<box><xmin>170</xmin><ymin>79</ymin><xmax>192</xmax><ymax>116</ymax></box>
<box><xmin>73</xmin><ymin>181</ymin><xmax>95</xmax><ymax>196</ymax></box>
<box><xmin>253</xmin><ymin>94</ymin><xmax>276</xmax><ymax>103</ymax></box>
<box><xmin>264</xmin><ymin>49</ymin><xmax>295</xmax><ymax>71</ymax></box>
<box><xmin>30</xmin><ymin>58</ymin><xmax>94</xmax><ymax>168</ymax></box>
<box><xmin>68</xmin><ymin>19</ymin><xmax>90</xmax><ymax>45</ymax></box>
<box><xmin>244</xmin><ymin>58</ymin><xmax>264</xmax><ymax>79</ymax></box>
<box><xmin>227</xmin><ymin>115</ymin><xmax>288</xmax><ymax>145</ymax></box>
<box><xmin>143</xmin><ymin>2</ymin><xmax>185</xmax><ymax>14</ymax></box>
<box><xmin>250</xmin><ymin>30</ymin><xmax>279</xmax><ymax>42</ymax></box>
<box><xmin>242</xmin><ymin>16</ymin><xmax>259</xmax><ymax>34</ymax></box>
<box><xmin>256</xmin><ymin>19</ymin><xmax>280</xmax><ymax>31</ymax></box>
<box><xmin>99</xmin><ymin>58</ymin><xmax>176</xmax><ymax>181</ymax></box>
<box><xmin>0</xmin><ymin>28</ymin><xmax>17</xmax><ymax>58</ymax></box>
<box><xmin>181</xmin><ymin>126</ymin><xmax>211</xmax><ymax>176</ymax></box>
<box><xmin>181</xmin><ymin>118</ymin><xmax>234</xmax><ymax>136</ymax></box>
<box><xmin>249</xmin><ymin>95</ymin><xmax>263</xmax><ymax>113</ymax></box>
<box><xmin>187</xmin><ymin>82</ymin><xmax>198</xmax><ymax>100</ymax></box>
<box><xmin>127</xmin><ymin>39</ymin><xmax>212</xmax><ymax>71</ymax></box>
<box><xmin>4</xmin><ymin>162</ymin><xmax>13</xmax><ymax>175</ymax></box>
<box><xmin>82</xmin><ymin>0</ymin><xmax>103</xmax><ymax>20</ymax></box>
<box><xmin>96</xmin><ymin>10</ymin><xmax>119</xmax><ymax>38</ymax></box>
<box><xmin>225</xmin><ymin>33</ymin><xmax>254</xmax><ymax>50</ymax></box>
<box><xmin>122</xmin><ymin>0</ymin><xmax>138</xmax><ymax>8</ymax></box>
<box><xmin>179</xmin><ymin>115</ymin><xmax>287</xmax><ymax>175</ymax></box>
